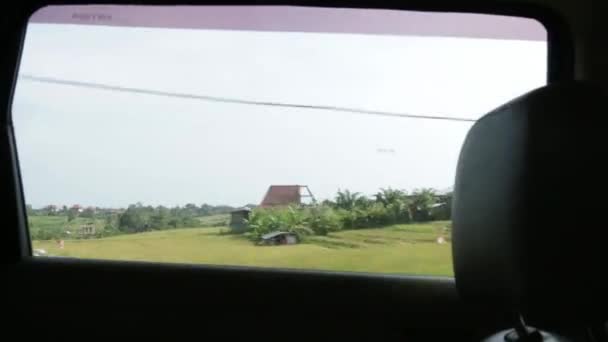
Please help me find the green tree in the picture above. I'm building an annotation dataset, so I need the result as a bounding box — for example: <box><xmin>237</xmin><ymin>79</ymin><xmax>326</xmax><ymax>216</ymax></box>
<box><xmin>409</xmin><ymin>188</ymin><xmax>437</xmax><ymax>221</ymax></box>
<box><xmin>181</xmin><ymin>216</ymin><xmax>199</xmax><ymax>227</ymax></box>
<box><xmin>150</xmin><ymin>206</ymin><xmax>169</xmax><ymax>229</ymax></box>
<box><xmin>103</xmin><ymin>213</ymin><xmax>118</xmax><ymax>229</ymax></box>
<box><xmin>80</xmin><ymin>207</ymin><xmax>95</xmax><ymax>218</ymax></box>
<box><xmin>307</xmin><ymin>206</ymin><xmax>342</xmax><ymax>236</ymax></box>
<box><xmin>67</xmin><ymin>209</ymin><xmax>77</xmax><ymax>222</ymax></box>
<box><xmin>366</xmin><ymin>203</ymin><xmax>390</xmax><ymax>225</ymax></box>
<box><xmin>104</xmin><ymin>213</ymin><xmax>114</xmax><ymax>225</ymax></box>
<box><xmin>118</xmin><ymin>205</ymin><xmax>147</xmax><ymax>232</ymax></box>
<box><xmin>167</xmin><ymin>218</ymin><xmax>179</xmax><ymax>228</ymax></box>
<box><xmin>335</xmin><ymin>189</ymin><xmax>363</xmax><ymax>210</ymax></box>
<box><xmin>199</xmin><ymin>204</ymin><xmax>212</xmax><ymax>216</ymax></box>
<box><xmin>375</xmin><ymin>188</ymin><xmax>411</xmax><ymax>223</ymax></box>
<box><xmin>184</xmin><ymin>203</ymin><xmax>198</xmax><ymax>216</ymax></box>
<box><xmin>375</xmin><ymin>188</ymin><xmax>406</xmax><ymax>206</ymax></box>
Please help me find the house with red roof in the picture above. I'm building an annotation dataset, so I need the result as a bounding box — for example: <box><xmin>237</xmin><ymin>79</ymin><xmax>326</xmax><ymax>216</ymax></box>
<box><xmin>259</xmin><ymin>185</ymin><xmax>315</xmax><ymax>208</ymax></box>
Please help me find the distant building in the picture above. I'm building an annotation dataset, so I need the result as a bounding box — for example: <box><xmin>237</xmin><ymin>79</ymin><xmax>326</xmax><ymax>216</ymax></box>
<box><xmin>229</xmin><ymin>207</ymin><xmax>251</xmax><ymax>233</ymax></box>
<box><xmin>260</xmin><ymin>185</ymin><xmax>315</xmax><ymax>208</ymax></box>
<box><xmin>80</xmin><ymin>223</ymin><xmax>96</xmax><ymax>236</ymax></box>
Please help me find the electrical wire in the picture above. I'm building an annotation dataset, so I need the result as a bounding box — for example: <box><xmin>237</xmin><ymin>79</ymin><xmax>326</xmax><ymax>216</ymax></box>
<box><xmin>19</xmin><ymin>74</ymin><xmax>477</xmax><ymax>123</ymax></box>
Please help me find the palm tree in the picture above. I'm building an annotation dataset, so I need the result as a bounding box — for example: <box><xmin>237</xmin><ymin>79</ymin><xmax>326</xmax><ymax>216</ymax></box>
<box><xmin>410</xmin><ymin>188</ymin><xmax>436</xmax><ymax>208</ymax></box>
<box><xmin>409</xmin><ymin>188</ymin><xmax>437</xmax><ymax>221</ymax></box>
<box><xmin>375</xmin><ymin>188</ymin><xmax>407</xmax><ymax>206</ymax></box>
<box><xmin>375</xmin><ymin>188</ymin><xmax>410</xmax><ymax>222</ymax></box>
<box><xmin>335</xmin><ymin>189</ymin><xmax>362</xmax><ymax>210</ymax></box>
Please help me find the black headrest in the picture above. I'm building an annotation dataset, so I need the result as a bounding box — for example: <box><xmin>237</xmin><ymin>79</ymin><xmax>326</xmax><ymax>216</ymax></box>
<box><xmin>452</xmin><ymin>82</ymin><xmax>606</xmax><ymax>322</ymax></box>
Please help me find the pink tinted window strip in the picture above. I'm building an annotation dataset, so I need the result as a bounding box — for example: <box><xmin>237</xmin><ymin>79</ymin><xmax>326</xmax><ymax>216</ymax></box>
<box><xmin>30</xmin><ymin>5</ymin><xmax>546</xmax><ymax>41</ymax></box>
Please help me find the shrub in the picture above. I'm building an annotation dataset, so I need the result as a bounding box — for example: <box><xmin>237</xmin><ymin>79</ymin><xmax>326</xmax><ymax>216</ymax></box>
<box><xmin>430</xmin><ymin>204</ymin><xmax>451</xmax><ymax>221</ymax></box>
<box><xmin>118</xmin><ymin>206</ymin><xmax>147</xmax><ymax>232</ymax></box>
<box><xmin>306</xmin><ymin>206</ymin><xmax>342</xmax><ymax>236</ymax></box>
<box><xmin>246</xmin><ymin>209</ymin><xmax>282</xmax><ymax>241</ymax></box>
<box><xmin>289</xmin><ymin>226</ymin><xmax>315</xmax><ymax>242</ymax></box>
<box><xmin>276</xmin><ymin>206</ymin><xmax>306</xmax><ymax>230</ymax></box>
<box><xmin>386</xmin><ymin>202</ymin><xmax>411</xmax><ymax>224</ymax></box>
<box><xmin>246</xmin><ymin>205</ymin><xmax>340</xmax><ymax>240</ymax></box>
<box><xmin>365</xmin><ymin>203</ymin><xmax>391</xmax><ymax>226</ymax></box>
<box><xmin>96</xmin><ymin>224</ymin><xmax>121</xmax><ymax>238</ymax></box>
<box><xmin>29</xmin><ymin>225</ymin><xmax>67</xmax><ymax>240</ymax></box>
<box><xmin>337</xmin><ymin>208</ymin><xmax>368</xmax><ymax>229</ymax></box>
<box><xmin>181</xmin><ymin>216</ymin><xmax>199</xmax><ymax>227</ymax></box>
<box><xmin>167</xmin><ymin>219</ymin><xmax>179</xmax><ymax>228</ymax></box>
<box><xmin>412</xmin><ymin>208</ymin><xmax>432</xmax><ymax>222</ymax></box>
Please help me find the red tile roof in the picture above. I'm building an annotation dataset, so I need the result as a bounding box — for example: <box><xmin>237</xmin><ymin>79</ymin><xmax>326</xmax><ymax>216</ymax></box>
<box><xmin>260</xmin><ymin>185</ymin><xmax>302</xmax><ymax>207</ymax></box>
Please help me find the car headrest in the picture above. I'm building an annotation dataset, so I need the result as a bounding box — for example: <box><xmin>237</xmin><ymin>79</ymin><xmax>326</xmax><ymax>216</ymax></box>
<box><xmin>452</xmin><ymin>82</ymin><xmax>606</xmax><ymax>322</ymax></box>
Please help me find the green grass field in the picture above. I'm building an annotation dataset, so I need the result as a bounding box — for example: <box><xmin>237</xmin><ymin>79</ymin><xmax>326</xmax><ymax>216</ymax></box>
<box><xmin>28</xmin><ymin>215</ymin><xmax>106</xmax><ymax>239</ymax></box>
<box><xmin>29</xmin><ymin>214</ymin><xmax>231</xmax><ymax>235</ymax></box>
<box><xmin>30</xmin><ymin>215</ymin><xmax>103</xmax><ymax>229</ymax></box>
<box><xmin>32</xmin><ymin>221</ymin><xmax>453</xmax><ymax>276</ymax></box>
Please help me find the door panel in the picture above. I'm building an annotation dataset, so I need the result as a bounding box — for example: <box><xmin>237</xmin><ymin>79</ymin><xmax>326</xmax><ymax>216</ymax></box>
<box><xmin>4</xmin><ymin>257</ymin><xmax>507</xmax><ymax>339</ymax></box>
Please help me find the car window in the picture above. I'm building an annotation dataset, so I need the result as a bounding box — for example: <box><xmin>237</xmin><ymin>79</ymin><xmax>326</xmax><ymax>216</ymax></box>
<box><xmin>13</xmin><ymin>5</ymin><xmax>547</xmax><ymax>276</ymax></box>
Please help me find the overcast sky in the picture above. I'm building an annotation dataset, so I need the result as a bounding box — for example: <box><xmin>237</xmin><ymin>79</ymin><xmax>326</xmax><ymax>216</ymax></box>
<box><xmin>12</xmin><ymin>23</ymin><xmax>546</xmax><ymax>208</ymax></box>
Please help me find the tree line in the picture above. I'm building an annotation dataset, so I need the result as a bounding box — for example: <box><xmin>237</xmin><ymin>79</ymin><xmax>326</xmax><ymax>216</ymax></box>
<box><xmin>28</xmin><ymin>202</ymin><xmax>242</xmax><ymax>218</ymax></box>
<box><xmin>245</xmin><ymin>188</ymin><xmax>452</xmax><ymax>241</ymax></box>
<box><xmin>27</xmin><ymin>188</ymin><xmax>451</xmax><ymax>241</ymax></box>
<box><xmin>27</xmin><ymin>202</ymin><xmax>246</xmax><ymax>240</ymax></box>
<box><xmin>113</xmin><ymin>203</ymin><xmax>239</xmax><ymax>233</ymax></box>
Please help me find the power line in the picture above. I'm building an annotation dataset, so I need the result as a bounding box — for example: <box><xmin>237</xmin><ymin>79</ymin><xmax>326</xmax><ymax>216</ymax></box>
<box><xmin>19</xmin><ymin>74</ymin><xmax>476</xmax><ymax>123</ymax></box>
